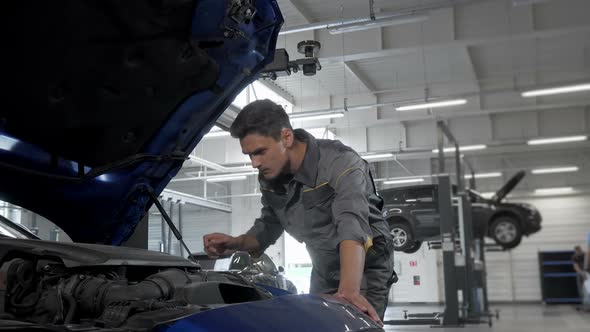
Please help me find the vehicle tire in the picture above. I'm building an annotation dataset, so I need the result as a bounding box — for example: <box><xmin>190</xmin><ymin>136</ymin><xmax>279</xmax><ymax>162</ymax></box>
<box><xmin>403</xmin><ymin>241</ymin><xmax>422</xmax><ymax>254</ymax></box>
<box><xmin>387</xmin><ymin>222</ymin><xmax>414</xmax><ymax>251</ymax></box>
<box><xmin>490</xmin><ymin>217</ymin><xmax>522</xmax><ymax>249</ymax></box>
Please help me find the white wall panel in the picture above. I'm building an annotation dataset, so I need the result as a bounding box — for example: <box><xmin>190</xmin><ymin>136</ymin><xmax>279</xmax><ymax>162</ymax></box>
<box><xmin>533</xmin><ymin>0</ymin><xmax>590</xmax><ymax>30</ymax></box>
<box><xmin>405</xmin><ymin>120</ymin><xmax>436</xmax><ymax>148</ymax></box>
<box><xmin>448</xmin><ymin>116</ymin><xmax>492</xmax><ymax>145</ymax></box>
<box><xmin>491</xmin><ymin>112</ymin><xmax>538</xmax><ymax>140</ymax></box>
<box><xmin>224</xmin><ymin>138</ymin><xmax>250</xmax><ymax>164</ymax></box>
<box><xmin>367</xmin><ymin>124</ymin><xmax>406</xmax><ymax>151</ymax></box>
<box><xmin>538</xmin><ymin>107</ymin><xmax>586</xmax><ymax>137</ymax></box>
<box><xmin>199</xmin><ymin>138</ymin><xmax>226</xmax><ymax>164</ymax></box>
<box><xmin>336</xmin><ymin>127</ymin><xmax>367</xmax><ymax>153</ymax></box>
<box><xmin>390</xmin><ymin>246</ymin><xmax>441</xmax><ymax>303</ymax></box>
<box><xmin>316</xmin><ymin>27</ymin><xmax>381</xmax><ymax>60</ymax></box>
<box><xmin>486</xmin><ymin>194</ymin><xmax>590</xmax><ymax>302</ymax></box>
<box><xmin>148</xmin><ymin>204</ymin><xmax>231</xmax><ymax>257</ymax></box>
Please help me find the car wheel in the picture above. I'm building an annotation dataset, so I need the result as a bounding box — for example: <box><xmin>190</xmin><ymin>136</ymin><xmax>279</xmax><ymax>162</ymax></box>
<box><xmin>490</xmin><ymin>217</ymin><xmax>522</xmax><ymax>249</ymax></box>
<box><xmin>403</xmin><ymin>241</ymin><xmax>422</xmax><ymax>254</ymax></box>
<box><xmin>388</xmin><ymin>222</ymin><xmax>414</xmax><ymax>251</ymax></box>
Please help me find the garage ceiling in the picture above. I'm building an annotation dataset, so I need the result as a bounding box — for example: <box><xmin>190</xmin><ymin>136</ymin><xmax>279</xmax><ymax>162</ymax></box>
<box><xmin>172</xmin><ymin>0</ymin><xmax>590</xmax><ymax>198</ymax></box>
<box><xmin>263</xmin><ymin>0</ymin><xmax>590</xmax><ymax>193</ymax></box>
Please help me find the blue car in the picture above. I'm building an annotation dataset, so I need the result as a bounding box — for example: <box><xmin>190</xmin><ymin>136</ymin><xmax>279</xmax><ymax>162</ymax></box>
<box><xmin>0</xmin><ymin>0</ymin><xmax>382</xmax><ymax>331</ymax></box>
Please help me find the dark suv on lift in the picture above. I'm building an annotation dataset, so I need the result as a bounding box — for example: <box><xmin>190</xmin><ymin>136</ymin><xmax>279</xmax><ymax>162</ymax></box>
<box><xmin>379</xmin><ymin>171</ymin><xmax>542</xmax><ymax>253</ymax></box>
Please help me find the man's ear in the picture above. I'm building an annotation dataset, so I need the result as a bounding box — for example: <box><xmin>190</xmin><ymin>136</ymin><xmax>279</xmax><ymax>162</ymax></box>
<box><xmin>280</xmin><ymin>128</ymin><xmax>294</xmax><ymax>148</ymax></box>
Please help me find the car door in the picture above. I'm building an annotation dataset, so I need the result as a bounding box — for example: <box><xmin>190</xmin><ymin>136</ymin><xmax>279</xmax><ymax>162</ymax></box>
<box><xmin>404</xmin><ymin>187</ymin><xmax>439</xmax><ymax>237</ymax></box>
<box><xmin>380</xmin><ymin>189</ymin><xmax>404</xmax><ymax>216</ymax></box>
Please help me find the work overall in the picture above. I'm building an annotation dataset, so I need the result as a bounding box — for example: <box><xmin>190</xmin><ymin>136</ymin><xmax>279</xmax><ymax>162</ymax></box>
<box><xmin>247</xmin><ymin>129</ymin><xmax>397</xmax><ymax>319</ymax></box>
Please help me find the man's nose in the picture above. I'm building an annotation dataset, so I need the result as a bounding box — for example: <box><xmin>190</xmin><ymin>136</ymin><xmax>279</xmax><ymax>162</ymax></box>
<box><xmin>251</xmin><ymin>157</ymin><xmax>261</xmax><ymax>169</ymax></box>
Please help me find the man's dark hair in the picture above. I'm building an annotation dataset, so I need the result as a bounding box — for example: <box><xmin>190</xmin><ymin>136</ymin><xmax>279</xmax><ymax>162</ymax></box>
<box><xmin>230</xmin><ymin>99</ymin><xmax>293</xmax><ymax>140</ymax></box>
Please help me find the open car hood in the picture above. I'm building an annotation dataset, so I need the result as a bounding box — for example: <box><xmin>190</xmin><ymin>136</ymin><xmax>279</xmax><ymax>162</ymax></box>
<box><xmin>492</xmin><ymin>170</ymin><xmax>526</xmax><ymax>203</ymax></box>
<box><xmin>0</xmin><ymin>0</ymin><xmax>283</xmax><ymax>244</ymax></box>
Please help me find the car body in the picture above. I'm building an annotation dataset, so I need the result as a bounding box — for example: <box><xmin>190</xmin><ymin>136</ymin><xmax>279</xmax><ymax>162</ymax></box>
<box><xmin>380</xmin><ymin>171</ymin><xmax>542</xmax><ymax>252</ymax></box>
<box><xmin>191</xmin><ymin>252</ymin><xmax>298</xmax><ymax>294</ymax></box>
<box><xmin>0</xmin><ymin>1</ymin><xmax>381</xmax><ymax>331</ymax></box>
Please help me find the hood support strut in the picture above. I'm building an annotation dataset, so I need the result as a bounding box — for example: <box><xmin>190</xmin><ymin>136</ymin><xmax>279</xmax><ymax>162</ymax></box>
<box><xmin>147</xmin><ymin>189</ymin><xmax>198</xmax><ymax>265</ymax></box>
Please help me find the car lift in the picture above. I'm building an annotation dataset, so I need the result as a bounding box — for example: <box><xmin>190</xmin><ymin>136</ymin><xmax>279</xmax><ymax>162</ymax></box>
<box><xmin>385</xmin><ymin>121</ymin><xmax>499</xmax><ymax>327</ymax></box>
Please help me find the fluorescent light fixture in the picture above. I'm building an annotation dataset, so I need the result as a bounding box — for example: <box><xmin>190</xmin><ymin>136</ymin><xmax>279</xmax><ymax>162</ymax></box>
<box><xmin>204</xmin><ymin>172</ymin><xmax>257</xmax><ymax>180</ymax></box>
<box><xmin>204</xmin><ymin>131</ymin><xmax>231</xmax><ymax>138</ymax></box>
<box><xmin>521</xmin><ymin>83</ymin><xmax>590</xmax><ymax>97</ymax></box>
<box><xmin>363</xmin><ymin>153</ymin><xmax>394</xmax><ymax>160</ymax></box>
<box><xmin>210</xmin><ymin>125</ymin><xmax>223</xmax><ymax>132</ymax></box>
<box><xmin>204</xmin><ymin>126</ymin><xmax>230</xmax><ymax>138</ymax></box>
<box><xmin>290</xmin><ymin>112</ymin><xmax>344</xmax><ymax>122</ymax></box>
<box><xmin>527</xmin><ymin>135</ymin><xmax>587</xmax><ymax>145</ymax></box>
<box><xmin>383</xmin><ymin>178</ymin><xmax>424</xmax><ymax>185</ymax></box>
<box><xmin>534</xmin><ymin>187</ymin><xmax>574</xmax><ymax>195</ymax></box>
<box><xmin>432</xmin><ymin>144</ymin><xmax>487</xmax><ymax>154</ymax></box>
<box><xmin>188</xmin><ymin>155</ymin><xmax>226</xmax><ymax>172</ymax></box>
<box><xmin>532</xmin><ymin>166</ymin><xmax>579</xmax><ymax>174</ymax></box>
<box><xmin>396</xmin><ymin>99</ymin><xmax>467</xmax><ymax>111</ymax></box>
<box><xmin>465</xmin><ymin>172</ymin><xmax>502</xmax><ymax>179</ymax></box>
<box><xmin>479</xmin><ymin>192</ymin><xmax>496</xmax><ymax>198</ymax></box>
<box><xmin>328</xmin><ymin>14</ymin><xmax>429</xmax><ymax>35</ymax></box>
<box><xmin>206</xmin><ymin>175</ymin><xmax>247</xmax><ymax>183</ymax></box>
<box><xmin>512</xmin><ymin>0</ymin><xmax>552</xmax><ymax>6</ymax></box>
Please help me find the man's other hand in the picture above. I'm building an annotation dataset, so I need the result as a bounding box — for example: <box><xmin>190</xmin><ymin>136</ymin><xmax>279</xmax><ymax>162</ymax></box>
<box><xmin>334</xmin><ymin>289</ymin><xmax>383</xmax><ymax>326</ymax></box>
<box><xmin>203</xmin><ymin>233</ymin><xmax>240</xmax><ymax>257</ymax></box>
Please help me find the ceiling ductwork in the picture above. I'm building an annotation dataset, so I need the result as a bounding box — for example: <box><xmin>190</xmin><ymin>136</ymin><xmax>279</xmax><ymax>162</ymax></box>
<box><xmin>279</xmin><ymin>0</ymin><xmax>490</xmax><ymax>36</ymax></box>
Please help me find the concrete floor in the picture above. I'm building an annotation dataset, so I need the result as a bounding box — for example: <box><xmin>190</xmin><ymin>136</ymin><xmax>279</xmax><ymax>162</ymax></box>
<box><xmin>383</xmin><ymin>304</ymin><xmax>590</xmax><ymax>331</ymax></box>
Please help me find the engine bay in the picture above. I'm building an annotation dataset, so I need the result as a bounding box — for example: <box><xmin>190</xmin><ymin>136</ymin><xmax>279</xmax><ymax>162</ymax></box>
<box><xmin>0</xmin><ymin>246</ymin><xmax>271</xmax><ymax>331</ymax></box>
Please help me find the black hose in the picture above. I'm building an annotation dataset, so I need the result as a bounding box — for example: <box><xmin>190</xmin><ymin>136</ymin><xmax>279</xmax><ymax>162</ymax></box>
<box><xmin>63</xmin><ymin>293</ymin><xmax>76</xmax><ymax>324</ymax></box>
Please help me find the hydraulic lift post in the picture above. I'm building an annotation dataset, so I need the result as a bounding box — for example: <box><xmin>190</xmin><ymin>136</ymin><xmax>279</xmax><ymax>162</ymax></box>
<box><xmin>385</xmin><ymin>121</ymin><xmax>495</xmax><ymax>327</ymax></box>
<box><xmin>437</xmin><ymin>122</ymin><xmax>459</xmax><ymax>326</ymax></box>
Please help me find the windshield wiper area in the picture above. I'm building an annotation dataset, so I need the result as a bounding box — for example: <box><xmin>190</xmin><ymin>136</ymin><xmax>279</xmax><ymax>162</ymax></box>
<box><xmin>146</xmin><ymin>189</ymin><xmax>200</xmax><ymax>267</ymax></box>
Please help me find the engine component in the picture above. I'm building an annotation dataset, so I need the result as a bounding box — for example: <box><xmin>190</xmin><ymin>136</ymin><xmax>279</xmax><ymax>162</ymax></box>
<box><xmin>229</xmin><ymin>0</ymin><xmax>257</xmax><ymax>24</ymax></box>
<box><xmin>1</xmin><ymin>258</ymin><xmax>270</xmax><ymax>330</ymax></box>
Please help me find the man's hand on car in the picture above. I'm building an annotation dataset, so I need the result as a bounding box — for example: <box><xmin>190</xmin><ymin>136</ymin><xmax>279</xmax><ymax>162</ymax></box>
<box><xmin>334</xmin><ymin>288</ymin><xmax>383</xmax><ymax>326</ymax></box>
<box><xmin>203</xmin><ymin>233</ymin><xmax>241</xmax><ymax>257</ymax></box>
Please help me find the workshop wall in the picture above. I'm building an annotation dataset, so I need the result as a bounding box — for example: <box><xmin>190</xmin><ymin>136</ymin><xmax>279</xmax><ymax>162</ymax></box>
<box><xmin>486</xmin><ymin>193</ymin><xmax>590</xmax><ymax>302</ymax></box>
<box><xmin>148</xmin><ymin>204</ymin><xmax>231</xmax><ymax>257</ymax></box>
<box><xmin>17</xmin><ymin>210</ymin><xmax>73</xmax><ymax>242</ymax></box>
<box><xmin>390</xmin><ymin>245</ymin><xmax>441</xmax><ymax>303</ymax></box>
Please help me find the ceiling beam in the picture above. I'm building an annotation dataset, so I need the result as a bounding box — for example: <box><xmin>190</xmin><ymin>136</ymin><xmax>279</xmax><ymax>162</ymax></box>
<box><xmin>279</xmin><ymin>0</ymin><xmax>376</xmax><ymax>97</ymax></box>
<box><xmin>282</xmin><ymin>0</ymin><xmax>314</xmax><ymax>23</ymax></box>
<box><xmin>321</xmin><ymin>99</ymin><xmax>590</xmax><ymax>129</ymax></box>
<box><xmin>344</xmin><ymin>61</ymin><xmax>377</xmax><ymax>93</ymax></box>
<box><xmin>319</xmin><ymin>24</ymin><xmax>590</xmax><ymax>64</ymax></box>
<box><xmin>258</xmin><ymin>79</ymin><xmax>296</xmax><ymax>104</ymax></box>
<box><xmin>369</xmin><ymin>140</ymin><xmax>590</xmax><ymax>162</ymax></box>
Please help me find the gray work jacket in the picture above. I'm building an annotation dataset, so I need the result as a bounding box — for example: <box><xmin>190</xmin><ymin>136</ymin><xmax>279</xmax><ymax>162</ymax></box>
<box><xmin>247</xmin><ymin>129</ymin><xmax>393</xmax><ymax>291</ymax></box>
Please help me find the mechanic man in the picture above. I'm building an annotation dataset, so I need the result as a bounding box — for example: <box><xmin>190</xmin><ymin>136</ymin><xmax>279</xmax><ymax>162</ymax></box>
<box><xmin>203</xmin><ymin>99</ymin><xmax>396</xmax><ymax>324</ymax></box>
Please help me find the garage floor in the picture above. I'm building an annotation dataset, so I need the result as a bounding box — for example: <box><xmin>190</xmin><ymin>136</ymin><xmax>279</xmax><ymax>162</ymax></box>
<box><xmin>383</xmin><ymin>304</ymin><xmax>590</xmax><ymax>331</ymax></box>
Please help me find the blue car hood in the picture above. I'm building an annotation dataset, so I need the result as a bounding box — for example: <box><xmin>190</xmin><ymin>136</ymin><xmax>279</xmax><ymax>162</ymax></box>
<box><xmin>157</xmin><ymin>294</ymin><xmax>382</xmax><ymax>332</ymax></box>
<box><xmin>0</xmin><ymin>0</ymin><xmax>282</xmax><ymax>244</ymax></box>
